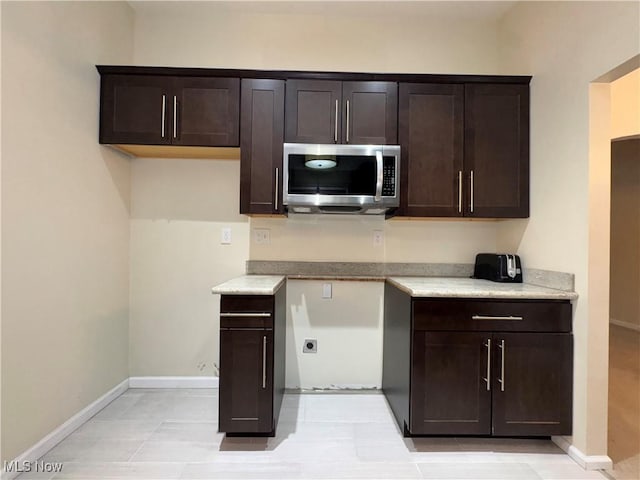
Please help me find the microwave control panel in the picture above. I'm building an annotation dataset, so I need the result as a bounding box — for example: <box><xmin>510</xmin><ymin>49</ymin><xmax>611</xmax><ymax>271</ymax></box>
<box><xmin>382</xmin><ymin>157</ymin><xmax>396</xmax><ymax>197</ymax></box>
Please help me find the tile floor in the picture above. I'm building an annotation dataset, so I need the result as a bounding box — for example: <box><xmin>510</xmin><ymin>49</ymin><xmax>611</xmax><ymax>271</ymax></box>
<box><xmin>17</xmin><ymin>389</ymin><xmax>608</xmax><ymax>480</ymax></box>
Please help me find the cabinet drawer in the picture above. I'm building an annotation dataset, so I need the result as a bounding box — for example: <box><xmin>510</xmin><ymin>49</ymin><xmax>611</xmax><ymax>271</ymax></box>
<box><xmin>220</xmin><ymin>295</ymin><xmax>274</xmax><ymax>328</ymax></box>
<box><xmin>413</xmin><ymin>299</ymin><xmax>571</xmax><ymax>332</ymax></box>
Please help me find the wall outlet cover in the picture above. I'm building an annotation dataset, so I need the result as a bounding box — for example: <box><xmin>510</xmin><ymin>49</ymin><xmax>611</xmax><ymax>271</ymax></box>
<box><xmin>254</xmin><ymin>228</ymin><xmax>270</xmax><ymax>245</ymax></box>
<box><xmin>303</xmin><ymin>339</ymin><xmax>317</xmax><ymax>353</ymax></box>
<box><xmin>221</xmin><ymin>227</ymin><xmax>232</xmax><ymax>244</ymax></box>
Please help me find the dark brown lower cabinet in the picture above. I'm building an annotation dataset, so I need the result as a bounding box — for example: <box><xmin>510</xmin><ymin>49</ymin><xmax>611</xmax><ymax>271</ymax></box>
<box><xmin>411</xmin><ymin>332</ymin><xmax>491</xmax><ymax>435</ymax></box>
<box><xmin>492</xmin><ymin>332</ymin><xmax>573</xmax><ymax>436</ymax></box>
<box><xmin>383</xmin><ymin>283</ymin><xmax>573</xmax><ymax>437</ymax></box>
<box><xmin>218</xmin><ymin>288</ymin><xmax>286</xmax><ymax>436</ymax></box>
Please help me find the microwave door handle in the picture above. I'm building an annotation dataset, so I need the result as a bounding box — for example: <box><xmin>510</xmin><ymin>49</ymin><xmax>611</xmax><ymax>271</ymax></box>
<box><xmin>375</xmin><ymin>151</ymin><xmax>383</xmax><ymax>202</ymax></box>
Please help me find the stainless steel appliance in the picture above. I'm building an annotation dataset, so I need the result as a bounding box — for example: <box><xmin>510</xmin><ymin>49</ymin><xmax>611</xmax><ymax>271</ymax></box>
<box><xmin>473</xmin><ymin>253</ymin><xmax>523</xmax><ymax>283</ymax></box>
<box><xmin>283</xmin><ymin>143</ymin><xmax>400</xmax><ymax>214</ymax></box>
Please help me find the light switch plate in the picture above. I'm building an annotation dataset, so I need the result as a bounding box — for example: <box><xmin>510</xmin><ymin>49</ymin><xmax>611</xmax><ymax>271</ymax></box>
<box><xmin>221</xmin><ymin>227</ymin><xmax>232</xmax><ymax>245</ymax></box>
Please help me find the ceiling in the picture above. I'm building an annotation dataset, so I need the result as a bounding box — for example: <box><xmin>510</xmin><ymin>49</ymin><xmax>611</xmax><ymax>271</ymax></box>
<box><xmin>129</xmin><ymin>1</ymin><xmax>519</xmax><ymax>22</ymax></box>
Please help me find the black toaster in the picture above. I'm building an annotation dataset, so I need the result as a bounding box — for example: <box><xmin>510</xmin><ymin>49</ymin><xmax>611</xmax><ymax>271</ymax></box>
<box><xmin>473</xmin><ymin>253</ymin><xmax>523</xmax><ymax>283</ymax></box>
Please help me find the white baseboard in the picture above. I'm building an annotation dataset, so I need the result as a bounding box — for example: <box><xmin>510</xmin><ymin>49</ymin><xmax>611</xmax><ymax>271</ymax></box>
<box><xmin>552</xmin><ymin>436</ymin><xmax>613</xmax><ymax>471</ymax></box>
<box><xmin>2</xmin><ymin>378</ymin><xmax>129</xmax><ymax>480</ymax></box>
<box><xmin>128</xmin><ymin>376</ymin><xmax>219</xmax><ymax>388</ymax></box>
<box><xmin>610</xmin><ymin>318</ymin><xmax>640</xmax><ymax>332</ymax></box>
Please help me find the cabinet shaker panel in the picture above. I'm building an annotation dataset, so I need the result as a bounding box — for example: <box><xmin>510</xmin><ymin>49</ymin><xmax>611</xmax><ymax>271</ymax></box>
<box><xmin>342</xmin><ymin>81</ymin><xmax>397</xmax><ymax>145</ymax></box>
<box><xmin>491</xmin><ymin>333</ymin><xmax>573</xmax><ymax>436</ymax></box>
<box><xmin>240</xmin><ymin>79</ymin><xmax>285</xmax><ymax>214</ymax></box>
<box><xmin>285</xmin><ymin>80</ymin><xmax>341</xmax><ymax>144</ymax></box>
<box><xmin>100</xmin><ymin>75</ymin><xmax>170</xmax><ymax>145</ymax></box>
<box><xmin>172</xmin><ymin>77</ymin><xmax>239</xmax><ymax>147</ymax></box>
<box><xmin>465</xmin><ymin>84</ymin><xmax>529</xmax><ymax>218</ymax></box>
<box><xmin>219</xmin><ymin>328</ymin><xmax>274</xmax><ymax>434</ymax></box>
<box><xmin>410</xmin><ymin>331</ymin><xmax>491</xmax><ymax>435</ymax></box>
<box><xmin>398</xmin><ymin>83</ymin><xmax>464</xmax><ymax>217</ymax></box>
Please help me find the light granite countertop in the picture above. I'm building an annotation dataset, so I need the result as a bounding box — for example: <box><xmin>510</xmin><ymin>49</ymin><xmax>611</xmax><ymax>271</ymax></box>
<box><xmin>211</xmin><ymin>275</ymin><xmax>286</xmax><ymax>295</ymax></box>
<box><xmin>387</xmin><ymin>277</ymin><xmax>578</xmax><ymax>300</ymax></box>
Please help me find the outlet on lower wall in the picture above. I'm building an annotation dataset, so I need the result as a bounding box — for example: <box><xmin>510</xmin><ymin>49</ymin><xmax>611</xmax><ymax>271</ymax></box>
<box><xmin>303</xmin><ymin>339</ymin><xmax>317</xmax><ymax>353</ymax></box>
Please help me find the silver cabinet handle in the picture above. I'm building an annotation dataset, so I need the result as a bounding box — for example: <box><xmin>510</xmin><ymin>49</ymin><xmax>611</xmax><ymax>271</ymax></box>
<box><xmin>173</xmin><ymin>95</ymin><xmax>177</xmax><ymax>139</ymax></box>
<box><xmin>220</xmin><ymin>312</ymin><xmax>272</xmax><ymax>318</ymax></box>
<box><xmin>470</xmin><ymin>170</ymin><xmax>474</xmax><ymax>213</ymax></box>
<box><xmin>458</xmin><ymin>171</ymin><xmax>462</xmax><ymax>213</ymax></box>
<box><xmin>274</xmin><ymin>167</ymin><xmax>279</xmax><ymax>211</ymax></box>
<box><xmin>498</xmin><ymin>339</ymin><xmax>505</xmax><ymax>392</ymax></box>
<box><xmin>483</xmin><ymin>338</ymin><xmax>491</xmax><ymax>391</ymax></box>
<box><xmin>334</xmin><ymin>99</ymin><xmax>339</xmax><ymax>143</ymax></box>
<box><xmin>161</xmin><ymin>95</ymin><xmax>166</xmax><ymax>138</ymax></box>
<box><xmin>346</xmin><ymin>100</ymin><xmax>350</xmax><ymax>143</ymax></box>
<box><xmin>374</xmin><ymin>151</ymin><xmax>383</xmax><ymax>202</ymax></box>
<box><xmin>262</xmin><ymin>335</ymin><xmax>267</xmax><ymax>389</ymax></box>
<box><xmin>472</xmin><ymin>315</ymin><xmax>523</xmax><ymax>321</ymax></box>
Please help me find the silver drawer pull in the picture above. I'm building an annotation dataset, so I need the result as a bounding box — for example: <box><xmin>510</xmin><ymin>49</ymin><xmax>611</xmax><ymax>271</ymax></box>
<box><xmin>262</xmin><ymin>335</ymin><xmax>267</xmax><ymax>389</ymax></box>
<box><xmin>483</xmin><ymin>339</ymin><xmax>491</xmax><ymax>391</ymax></box>
<box><xmin>498</xmin><ymin>339</ymin><xmax>505</xmax><ymax>392</ymax></box>
<box><xmin>220</xmin><ymin>312</ymin><xmax>272</xmax><ymax>318</ymax></box>
<box><xmin>472</xmin><ymin>315</ymin><xmax>523</xmax><ymax>321</ymax></box>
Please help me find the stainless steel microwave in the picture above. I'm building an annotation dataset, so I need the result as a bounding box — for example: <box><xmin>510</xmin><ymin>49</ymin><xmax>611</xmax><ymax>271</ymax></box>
<box><xmin>282</xmin><ymin>143</ymin><xmax>400</xmax><ymax>215</ymax></box>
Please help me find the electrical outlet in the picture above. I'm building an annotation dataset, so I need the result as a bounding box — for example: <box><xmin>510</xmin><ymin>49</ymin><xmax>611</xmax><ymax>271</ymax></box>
<box><xmin>303</xmin><ymin>339</ymin><xmax>317</xmax><ymax>353</ymax></box>
<box><xmin>322</xmin><ymin>283</ymin><xmax>332</xmax><ymax>299</ymax></box>
<box><xmin>221</xmin><ymin>227</ymin><xmax>232</xmax><ymax>244</ymax></box>
<box><xmin>254</xmin><ymin>228</ymin><xmax>270</xmax><ymax>245</ymax></box>
<box><xmin>373</xmin><ymin>230</ymin><xmax>384</xmax><ymax>247</ymax></box>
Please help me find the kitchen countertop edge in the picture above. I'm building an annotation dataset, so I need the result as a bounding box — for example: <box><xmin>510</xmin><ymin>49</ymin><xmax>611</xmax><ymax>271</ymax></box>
<box><xmin>212</xmin><ymin>274</ymin><xmax>577</xmax><ymax>300</ymax></box>
<box><xmin>386</xmin><ymin>277</ymin><xmax>578</xmax><ymax>300</ymax></box>
<box><xmin>211</xmin><ymin>275</ymin><xmax>286</xmax><ymax>296</ymax></box>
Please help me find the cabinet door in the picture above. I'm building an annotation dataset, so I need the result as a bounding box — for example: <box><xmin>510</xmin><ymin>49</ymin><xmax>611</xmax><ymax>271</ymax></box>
<box><xmin>342</xmin><ymin>82</ymin><xmax>397</xmax><ymax>144</ymax></box>
<box><xmin>465</xmin><ymin>84</ymin><xmax>529</xmax><ymax>218</ymax></box>
<box><xmin>398</xmin><ymin>84</ymin><xmax>464</xmax><ymax>217</ymax></box>
<box><xmin>285</xmin><ymin>80</ymin><xmax>342</xmax><ymax>143</ymax></box>
<box><xmin>492</xmin><ymin>333</ymin><xmax>572</xmax><ymax>436</ymax></box>
<box><xmin>410</xmin><ymin>331</ymin><xmax>491</xmax><ymax>435</ymax></box>
<box><xmin>219</xmin><ymin>328</ymin><xmax>274</xmax><ymax>434</ymax></box>
<box><xmin>172</xmin><ymin>77</ymin><xmax>239</xmax><ymax>147</ymax></box>
<box><xmin>100</xmin><ymin>75</ymin><xmax>171</xmax><ymax>145</ymax></box>
<box><xmin>240</xmin><ymin>79</ymin><xmax>285</xmax><ymax>215</ymax></box>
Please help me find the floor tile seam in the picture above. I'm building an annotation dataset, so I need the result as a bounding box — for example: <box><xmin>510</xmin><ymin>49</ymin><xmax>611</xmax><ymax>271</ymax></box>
<box><xmin>125</xmin><ymin>436</ymin><xmax>153</xmax><ymax>463</ymax></box>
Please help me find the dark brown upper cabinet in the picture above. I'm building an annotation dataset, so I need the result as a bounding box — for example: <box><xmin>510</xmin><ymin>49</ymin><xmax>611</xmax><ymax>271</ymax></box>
<box><xmin>399</xmin><ymin>83</ymin><xmax>464</xmax><ymax>217</ymax></box>
<box><xmin>465</xmin><ymin>84</ymin><xmax>529</xmax><ymax>218</ymax></box>
<box><xmin>100</xmin><ymin>74</ymin><xmax>239</xmax><ymax>147</ymax></box>
<box><xmin>398</xmin><ymin>82</ymin><xmax>529</xmax><ymax>219</ymax></box>
<box><xmin>285</xmin><ymin>79</ymin><xmax>397</xmax><ymax>145</ymax></box>
<box><xmin>240</xmin><ymin>79</ymin><xmax>285</xmax><ymax>215</ymax></box>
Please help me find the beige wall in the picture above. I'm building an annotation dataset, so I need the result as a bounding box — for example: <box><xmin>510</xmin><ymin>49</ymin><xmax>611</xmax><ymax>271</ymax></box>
<box><xmin>611</xmin><ymin>69</ymin><xmax>640</xmax><ymax>140</ymax></box>
<box><xmin>610</xmin><ymin>139</ymin><xmax>640</xmax><ymax>329</ymax></box>
<box><xmin>286</xmin><ymin>280</ymin><xmax>384</xmax><ymax>389</ymax></box>
<box><xmin>130</xmin><ymin>2</ymin><xmax>504</xmax><ymax>385</ymax></box>
<box><xmin>129</xmin><ymin>158</ymin><xmax>249</xmax><ymax>376</ymax></box>
<box><xmin>1</xmin><ymin>1</ymin><xmax>134</xmax><ymax>463</ymax></box>
<box><xmin>498</xmin><ymin>0</ymin><xmax>640</xmax><ymax>457</ymax></box>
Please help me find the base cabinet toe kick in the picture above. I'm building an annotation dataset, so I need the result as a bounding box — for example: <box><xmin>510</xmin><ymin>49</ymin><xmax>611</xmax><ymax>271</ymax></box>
<box><xmin>382</xmin><ymin>282</ymin><xmax>573</xmax><ymax>438</ymax></box>
<box><xmin>217</xmin><ymin>287</ymin><xmax>286</xmax><ymax>436</ymax></box>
